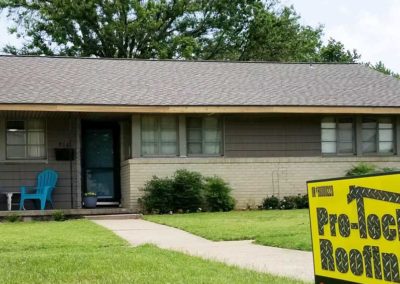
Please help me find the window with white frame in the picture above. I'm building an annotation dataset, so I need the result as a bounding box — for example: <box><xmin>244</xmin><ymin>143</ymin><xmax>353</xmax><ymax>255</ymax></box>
<box><xmin>362</xmin><ymin>117</ymin><xmax>394</xmax><ymax>154</ymax></box>
<box><xmin>321</xmin><ymin>117</ymin><xmax>355</xmax><ymax>155</ymax></box>
<box><xmin>187</xmin><ymin>117</ymin><xmax>222</xmax><ymax>155</ymax></box>
<box><xmin>141</xmin><ymin>116</ymin><xmax>178</xmax><ymax>156</ymax></box>
<box><xmin>6</xmin><ymin>120</ymin><xmax>46</xmax><ymax>159</ymax></box>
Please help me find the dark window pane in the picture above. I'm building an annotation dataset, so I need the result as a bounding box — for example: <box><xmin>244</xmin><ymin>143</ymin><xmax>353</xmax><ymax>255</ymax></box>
<box><xmin>188</xmin><ymin>143</ymin><xmax>202</xmax><ymax>155</ymax></box>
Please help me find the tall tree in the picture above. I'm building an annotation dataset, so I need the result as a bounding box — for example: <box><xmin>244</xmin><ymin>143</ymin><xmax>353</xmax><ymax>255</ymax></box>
<box><xmin>0</xmin><ymin>0</ymin><xmax>324</xmax><ymax>61</ymax></box>
<box><xmin>317</xmin><ymin>38</ymin><xmax>360</xmax><ymax>63</ymax></box>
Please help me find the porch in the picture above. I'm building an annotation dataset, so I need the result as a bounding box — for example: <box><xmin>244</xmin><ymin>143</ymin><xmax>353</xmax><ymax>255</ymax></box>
<box><xmin>0</xmin><ymin>111</ymin><xmax>132</xmax><ymax>212</ymax></box>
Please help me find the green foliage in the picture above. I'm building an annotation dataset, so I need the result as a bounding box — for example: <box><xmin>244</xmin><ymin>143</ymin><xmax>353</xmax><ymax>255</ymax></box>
<box><xmin>262</xmin><ymin>196</ymin><xmax>280</xmax><ymax>210</ymax></box>
<box><xmin>262</xmin><ymin>194</ymin><xmax>308</xmax><ymax>210</ymax></box>
<box><xmin>368</xmin><ymin>61</ymin><xmax>400</xmax><ymax>79</ymax></box>
<box><xmin>345</xmin><ymin>163</ymin><xmax>379</xmax><ymax>176</ymax></box>
<box><xmin>140</xmin><ymin>170</ymin><xmax>236</xmax><ymax>214</ymax></box>
<box><xmin>0</xmin><ymin>0</ymin><xmax>330</xmax><ymax>62</ymax></box>
<box><xmin>52</xmin><ymin>210</ymin><xmax>66</xmax><ymax>222</ymax></box>
<box><xmin>84</xmin><ymin>192</ymin><xmax>97</xmax><ymax>197</ymax></box>
<box><xmin>4</xmin><ymin>213</ymin><xmax>21</xmax><ymax>223</ymax></box>
<box><xmin>172</xmin><ymin>169</ymin><xmax>205</xmax><ymax>212</ymax></box>
<box><xmin>346</xmin><ymin>163</ymin><xmax>399</xmax><ymax>177</ymax></box>
<box><xmin>203</xmin><ymin>176</ymin><xmax>235</xmax><ymax>212</ymax></box>
<box><xmin>317</xmin><ymin>38</ymin><xmax>360</xmax><ymax>63</ymax></box>
<box><xmin>140</xmin><ymin>176</ymin><xmax>174</xmax><ymax>214</ymax></box>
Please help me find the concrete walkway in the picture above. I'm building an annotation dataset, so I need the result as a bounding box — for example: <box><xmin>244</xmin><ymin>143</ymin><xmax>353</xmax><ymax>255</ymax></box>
<box><xmin>93</xmin><ymin>219</ymin><xmax>314</xmax><ymax>282</ymax></box>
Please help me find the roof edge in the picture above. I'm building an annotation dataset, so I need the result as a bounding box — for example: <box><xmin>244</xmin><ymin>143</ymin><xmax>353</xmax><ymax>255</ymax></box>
<box><xmin>0</xmin><ymin>104</ymin><xmax>399</xmax><ymax>114</ymax></box>
<box><xmin>0</xmin><ymin>54</ymin><xmax>359</xmax><ymax>65</ymax></box>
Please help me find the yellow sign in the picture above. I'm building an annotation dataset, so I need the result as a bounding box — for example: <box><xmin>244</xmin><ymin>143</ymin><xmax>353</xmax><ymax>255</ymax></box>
<box><xmin>307</xmin><ymin>173</ymin><xmax>400</xmax><ymax>284</ymax></box>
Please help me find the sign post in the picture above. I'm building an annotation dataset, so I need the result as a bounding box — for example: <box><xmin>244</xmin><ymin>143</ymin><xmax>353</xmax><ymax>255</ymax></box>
<box><xmin>307</xmin><ymin>172</ymin><xmax>400</xmax><ymax>284</ymax></box>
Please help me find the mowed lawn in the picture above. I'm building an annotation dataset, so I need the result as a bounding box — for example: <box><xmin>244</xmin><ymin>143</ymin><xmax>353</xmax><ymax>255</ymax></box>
<box><xmin>0</xmin><ymin>220</ymin><xmax>307</xmax><ymax>284</ymax></box>
<box><xmin>145</xmin><ymin>209</ymin><xmax>311</xmax><ymax>251</ymax></box>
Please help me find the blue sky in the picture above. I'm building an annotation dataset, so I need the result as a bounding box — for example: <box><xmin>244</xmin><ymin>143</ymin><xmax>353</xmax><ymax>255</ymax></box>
<box><xmin>1</xmin><ymin>1</ymin><xmax>399</xmax><ymax>73</ymax></box>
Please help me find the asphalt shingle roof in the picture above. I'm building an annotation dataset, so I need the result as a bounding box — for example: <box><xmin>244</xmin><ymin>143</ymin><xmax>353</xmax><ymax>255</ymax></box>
<box><xmin>1</xmin><ymin>55</ymin><xmax>399</xmax><ymax>107</ymax></box>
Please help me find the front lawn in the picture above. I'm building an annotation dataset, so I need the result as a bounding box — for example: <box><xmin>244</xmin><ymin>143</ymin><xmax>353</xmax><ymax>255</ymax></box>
<box><xmin>145</xmin><ymin>209</ymin><xmax>311</xmax><ymax>251</ymax></box>
<box><xmin>0</xmin><ymin>220</ymin><xmax>306</xmax><ymax>284</ymax></box>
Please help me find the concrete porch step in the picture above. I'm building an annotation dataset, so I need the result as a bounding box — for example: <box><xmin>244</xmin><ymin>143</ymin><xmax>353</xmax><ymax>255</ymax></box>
<box><xmin>85</xmin><ymin>214</ymin><xmax>143</xmax><ymax>220</ymax></box>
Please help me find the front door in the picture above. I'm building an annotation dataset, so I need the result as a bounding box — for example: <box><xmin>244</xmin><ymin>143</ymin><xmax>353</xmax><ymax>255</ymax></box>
<box><xmin>82</xmin><ymin>121</ymin><xmax>120</xmax><ymax>205</ymax></box>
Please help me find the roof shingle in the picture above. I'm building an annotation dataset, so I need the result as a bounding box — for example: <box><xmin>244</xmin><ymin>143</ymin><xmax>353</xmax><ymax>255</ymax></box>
<box><xmin>1</xmin><ymin>55</ymin><xmax>399</xmax><ymax>107</ymax></box>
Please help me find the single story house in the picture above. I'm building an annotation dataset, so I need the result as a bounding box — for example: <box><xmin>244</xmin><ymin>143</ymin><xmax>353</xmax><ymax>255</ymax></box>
<box><xmin>0</xmin><ymin>55</ymin><xmax>400</xmax><ymax>211</ymax></box>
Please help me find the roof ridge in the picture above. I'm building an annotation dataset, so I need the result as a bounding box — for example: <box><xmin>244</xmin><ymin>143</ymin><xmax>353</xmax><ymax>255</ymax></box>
<box><xmin>0</xmin><ymin>54</ymin><xmax>359</xmax><ymax>65</ymax></box>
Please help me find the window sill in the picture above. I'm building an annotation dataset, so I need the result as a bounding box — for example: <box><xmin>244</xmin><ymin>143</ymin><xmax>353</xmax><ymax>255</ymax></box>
<box><xmin>0</xmin><ymin>159</ymin><xmax>49</xmax><ymax>164</ymax></box>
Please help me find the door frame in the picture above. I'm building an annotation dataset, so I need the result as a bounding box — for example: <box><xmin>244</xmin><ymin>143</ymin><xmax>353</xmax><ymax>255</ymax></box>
<box><xmin>81</xmin><ymin>120</ymin><xmax>121</xmax><ymax>205</ymax></box>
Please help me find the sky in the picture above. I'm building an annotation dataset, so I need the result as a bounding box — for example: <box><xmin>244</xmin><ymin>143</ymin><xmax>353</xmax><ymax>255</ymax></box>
<box><xmin>0</xmin><ymin>1</ymin><xmax>399</xmax><ymax>73</ymax></box>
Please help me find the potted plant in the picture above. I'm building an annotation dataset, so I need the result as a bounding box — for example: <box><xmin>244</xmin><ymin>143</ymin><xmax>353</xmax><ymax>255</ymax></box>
<box><xmin>83</xmin><ymin>192</ymin><xmax>97</xmax><ymax>208</ymax></box>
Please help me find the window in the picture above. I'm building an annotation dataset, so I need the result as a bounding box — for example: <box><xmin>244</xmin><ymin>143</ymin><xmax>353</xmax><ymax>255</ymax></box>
<box><xmin>321</xmin><ymin>117</ymin><xmax>355</xmax><ymax>155</ymax></box>
<box><xmin>187</xmin><ymin>117</ymin><xmax>222</xmax><ymax>155</ymax></box>
<box><xmin>362</xmin><ymin>117</ymin><xmax>394</xmax><ymax>154</ymax></box>
<box><xmin>6</xmin><ymin>120</ymin><xmax>46</xmax><ymax>159</ymax></box>
<box><xmin>141</xmin><ymin>116</ymin><xmax>178</xmax><ymax>156</ymax></box>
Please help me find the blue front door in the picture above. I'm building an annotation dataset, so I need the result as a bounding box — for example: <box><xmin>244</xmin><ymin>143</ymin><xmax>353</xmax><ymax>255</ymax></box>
<box><xmin>82</xmin><ymin>121</ymin><xmax>120</xmax><ymax>204</ymax></box>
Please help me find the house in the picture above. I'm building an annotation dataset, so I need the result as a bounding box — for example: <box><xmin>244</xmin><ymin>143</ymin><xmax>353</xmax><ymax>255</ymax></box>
<box><xmin>0</xmin><ymin>55</ymin><xmax>400</xmax><ymax>211</ymax></box>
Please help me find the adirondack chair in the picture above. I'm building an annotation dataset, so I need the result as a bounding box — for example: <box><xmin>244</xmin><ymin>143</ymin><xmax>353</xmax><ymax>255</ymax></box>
<box><xmin>19</xmin><ymin>169</ymin><xmax>58</xmax><ymax>210</ymax></box>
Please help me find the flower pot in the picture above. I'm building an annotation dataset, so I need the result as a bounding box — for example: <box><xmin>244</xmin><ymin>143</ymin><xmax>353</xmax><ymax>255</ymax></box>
<box><xmin>83</xmin><ymin>196</ymin><xmax>97</xmax><ymax>208</ymax></box>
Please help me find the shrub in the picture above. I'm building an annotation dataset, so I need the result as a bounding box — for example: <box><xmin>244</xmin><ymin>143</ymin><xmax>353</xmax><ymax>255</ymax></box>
<box><xmin>345</xmin><ymin>163</ymin><xmax>378</xmax><ymax>176</ymax></box>
<box><xmin>280</xmin><ymin>196</ymin><xmax>297</xmax><ymax>210</ymax></box>
<box><xmin>381</xmin><ymin>167</ymin><xmax>399</xmax><ymax>173</ymax></box>
<box><xmin>4</xmin><ymin>214</ymin><xmax>21</xmax><ymax>223</ymax></box>
<box><xmin>262</xmin><ymin>196</ymin><xmax>280</xmax><ymax>210</ymax></box>
<box><xmin>140</xmin><ymin>176</ymin><xmax>174</xmax><ymax>214</ymax></box>
<box><xmin>204</xmin><ymin>176</ymin><xmax>235</xmax><ymax>212</ymax></box>
<box><xmin>172</xmin><ymin>169</ymin><xmax>205</xmax><ymax>212</ymax></box>
<box><xmin>52</xmin><ymin>210</ymin><xmax>66</xmax><ymax>221</ymax></box>
<box><xmin>140</xmin><ymin>170</ymin><xmax>236</xmax><ymax>214</ymax></box>
<box><xmin>293</xmin><ymin>194</ymin><xmax>309</xmax><ymax>209</ymax></box>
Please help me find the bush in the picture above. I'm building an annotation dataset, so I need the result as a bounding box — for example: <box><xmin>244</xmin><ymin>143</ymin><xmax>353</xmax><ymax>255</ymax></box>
<box><xmin>293</xmin><ymin>194</ymin><xmax>309</xmax><ymax>209</ymax></box>
<box><xmin>262</xmin><ymin>196</ymin><xmax>280</xmax><ymax>210</ymax></box>
<box><xmin>140</xmin><ymin>170</ymin><xmax>236</xmax><ymax>214</ymax></box>
<box><xmin>204</xmin><ymin>176</ymin><xmax>235</xmax><ymax>212</ymax></box>
<box><xmin>345</xmin><ymin>163</ymin><xmax>378</xmax><ymax>176</ymax></box>
<box><xmin>172</xmin><ymin>170</ymin><xmax>205</xmax><ymax>213</ymax></box>
<box><xmin>280</xmin><ymin>196</ymin><xmax>297</xmax><ymax>210</ymax></box>
<box><xmin>52</xmin><ymin>210</ymin><xmax>66</xmax><ymax>221</ymax></box>
<box><xmin>140</xmin><ymin>176</ymin><xmax>174</xmax><ymax>214</ymax></box>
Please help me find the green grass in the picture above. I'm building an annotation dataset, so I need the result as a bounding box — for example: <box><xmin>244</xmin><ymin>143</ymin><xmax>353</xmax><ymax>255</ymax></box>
<box><xmin>145</xmin><ymin>210</ymin><xmax>311</xmax><ymax>251</ymax></box>
<box><xmin>0</xmin><ymin>220</ymin><xmax>307</xmax><ymax>284</ymax></box>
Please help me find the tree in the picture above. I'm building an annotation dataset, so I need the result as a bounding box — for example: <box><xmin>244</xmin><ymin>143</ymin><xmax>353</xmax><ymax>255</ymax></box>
<box><xmin>368</xmin><ymin>61</ymin><xmax>400</xmax><ymax>79</ymax></box>
<box><xmin>317</xmin><ymin>38</ymin><xmax>360</xmax><ymax>63</ymax></box>
<box><xmin>0</xmin><ymin>0</ymin><xmax>324</xmax><ymax>61</ymax></box>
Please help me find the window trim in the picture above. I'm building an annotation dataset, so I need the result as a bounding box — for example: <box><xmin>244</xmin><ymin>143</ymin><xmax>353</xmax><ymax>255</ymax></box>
<box><xmin>186</xmin><ymin>116</ymin><xmax>224</xmax><ymax>157</ymax></box>
<box><xmin>5</xmin><ymin>119</ymin><xmax>47</xmax><ymax>160</ymax></box>
<box><xmin>140</xmin><ymin>115</ymin><xmax>179</xmax><ymax>157</ymax></box>
<box><xmin>361</xmin><ymin>117</ymin><xmax>395</xmax><ymax>155</ymax></box>
<box><xmin>321</xmin><ymin>117</ymin><xmax>356</xmax><ymax>156</ymax></box>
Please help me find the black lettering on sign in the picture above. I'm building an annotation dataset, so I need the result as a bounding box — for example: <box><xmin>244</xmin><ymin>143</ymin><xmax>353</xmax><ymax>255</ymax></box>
<box><xmin>363</xmin><ymin>246</ymin><xmax>373</xmax><ymax>278</ymax></box>
<box><xmin>372</xmin><ymin>246</ymin><xmax>382</xmax><ymax>280</ymax></box>
<box><xmin>382</xmin><ymin>214</ymin><xmax>397</xmax><ymax>241</ymax></box>
<box><xmin>397</xmin><ymin>209</ymin><xmax>400</xmax><ymax>241</ymax></box>
<box><xmin>367</xmin><ymin>214</ymin><xmax>381</xmax><ymax>240</ymax></box>
<box><xmin>338</xmin><ymin>214</ymin><xmax>350</xmax><ymax>238</ymax></box>
<box><xmin>382</xmin><ymin>253</ymin><xmax>400</xmax><ymax>283</ymax></box>
<box><xmin>320</xmin><ymin>239</ymin><xmax>335</xmax><ymax>271</ymax></box>
<box><xmin>329</xmin><ymin>214</ymin><xmax>337</xmax><ymax>236</ymax></box>
<box><xmin>317</xmin><ymin>208</ymin><xmax>328</xmax><ymax>236</ymax></box>
<box><xmin>350</xmin><ymin>249</ymin><xmax>364</xmax><ymax>276</ymax></box>
<box><xmin>335</xmin><ymin>247</ymin><xmax>349</xmax><ymax>273</ymax></box>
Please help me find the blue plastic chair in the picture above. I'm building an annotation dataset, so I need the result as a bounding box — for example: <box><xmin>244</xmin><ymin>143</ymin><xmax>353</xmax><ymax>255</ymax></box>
<box><xmin>19</xmin><ymin>169</ymin><xmax>58</xmax><ymax>210</ymax></box>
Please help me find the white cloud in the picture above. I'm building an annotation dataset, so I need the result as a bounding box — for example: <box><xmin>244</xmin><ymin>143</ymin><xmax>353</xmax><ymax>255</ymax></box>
<box><xmin>325</xmin><ymin>1</ymin><xmax>400</xmax><ymax>72</ymax></box>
